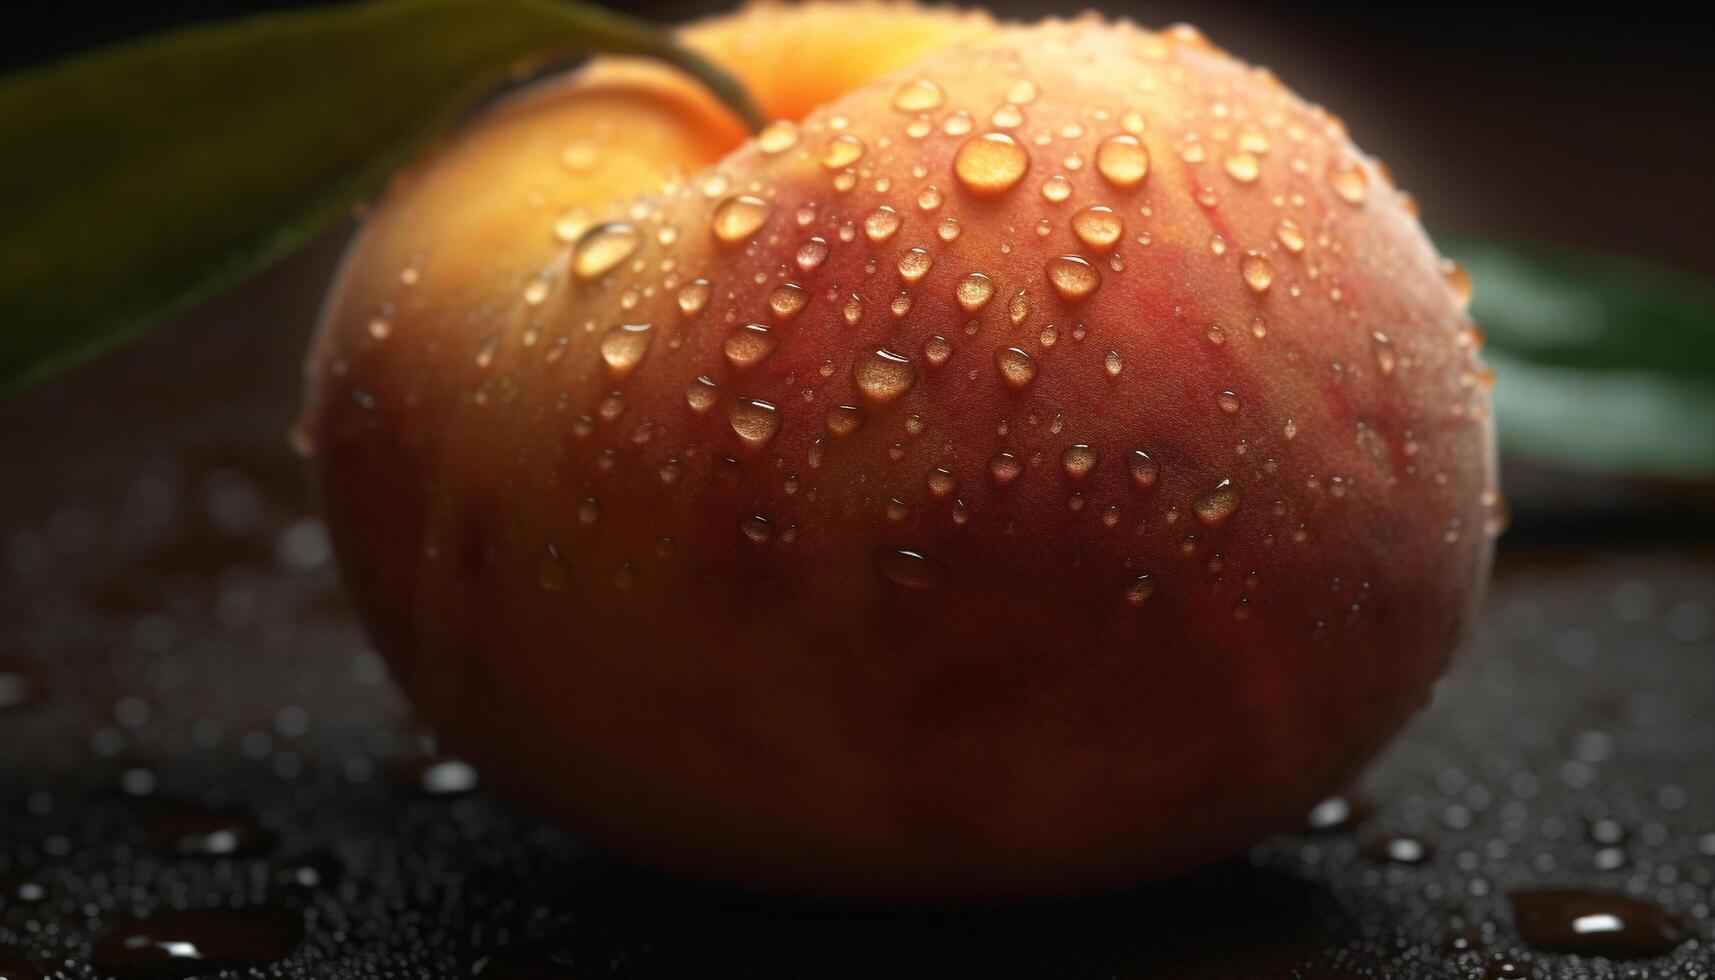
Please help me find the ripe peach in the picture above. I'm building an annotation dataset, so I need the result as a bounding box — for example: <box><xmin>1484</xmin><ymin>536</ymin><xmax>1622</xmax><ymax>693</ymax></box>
<box><xmin>301</xmin><ymin>2</ymin><xmax>1497</xmax><ymax>901</ymax></box>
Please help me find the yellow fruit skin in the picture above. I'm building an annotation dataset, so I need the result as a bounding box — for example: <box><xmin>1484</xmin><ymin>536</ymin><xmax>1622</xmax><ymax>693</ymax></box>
<box><xmin>303</xmin><ymin>3</ymin><xmax>1495</xmax><ymax>901</ymax></box>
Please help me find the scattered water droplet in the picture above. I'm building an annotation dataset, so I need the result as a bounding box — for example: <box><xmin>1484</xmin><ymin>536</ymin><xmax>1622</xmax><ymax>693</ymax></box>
<box><xmin>1193</xmin><ymin>479</ymin><xmax>1241</xmax><ymax>525</ymax></box>
<box><xmin>1223</xmin><ymin>151</ymin><xmax>1260</xmax><ymax>183</ymax></box>
<box><xmin>1275</xmin><ymin>217</ymin><xmax>1306</xmax><ymax>253</ymax></box>
<box><xmin>1071</xmin><ymin>206</ymin><xmax>1123</xmax><ymax>249</ymax></box>
<box><xmin>768</xmin><ymin>282</ymin><xmax>808</xmax><ymax>320</ymax></box>
<box><xmin>994</xmin><ymin>346</ymin><xmax>1037</xmax><ymax>389</ymax></box>
<box><xmin>1510</xmin><ymin>889</ymin><xmax>1688</xmax><ymax>958</ymax></box>
<box><xmin>876</xmin><ymin>548</ymin><xmax>948</xmax><ymax>590</ymax></box>
<box><xmin>91</xmin><ymin>907</ymin><xmax>305</xmax><ymax>980</ymax></box>
<box><xmin>796</xmin><ymin>237</ymin><xmax>829</xmax><ymax>271</ymax></box>
<box><xmin>1371</xmin><ymin>331</ymin><xmax>1397</xmax><ymax>374</ymax></box>
<box><xmin>1062</xmin><ymin>444</ymin><xmax>1097</xmax><ymax>479</ymax></box>
<box><xmin>1104</xmin><ymin>349</ymin><xmax>1124</xmax><ymax>377</ymax></box>
<box><xmin>864</xmin><ymin>206</ymin><xmax>902</xmax><ymax>242</ymax></box>
<box><xmin>897</xmin><ymin>247</ymin><xmax>933</xmax><ymax>282</ymax></box>
<box><xmin>684</xmin><ymin>376</ymin><xmax>718</xmax><ymax>414</ymax></box>
<box><xmin>728</xmin><ymin>398</ymin><xmax>781</xmax><ymax>448</ymax></box>
<box><xmin>1095</xmin><ymin>134</ymin><xmax>1149</xmax><ymax>188</ymax></box>
<box><xmin>953</xmin><ymin>132</ymin><xmax>1029</xmax><ymax>196</ymax></box>
<box><xmin>710</xmin><ymin>194</ymin><xmax>773</xmax><ymax>244</ymax></box>
<box><xmin>821</xmin><ymin>133</ymin><xmax>866</xmax><ymax>169</ymax></box>
<box><xmin>1362</xmin><ymin>835</ymin><xmax>1433</xmax><ymax>865</ymax></box>
<box><xmin>598</xmin><ymin>323</ymin><xmax>653</xmax><ymax>378</ymax></box>
<box><xmin>1241</xmin><ymin>252</ymin><xmax>1274</xmax><ymax>292</ymax></box>
<box><xmin>1441</xmin><ymin>257</ymin><xmax>1473</xmax><ymax>307</ymax></box>
<box><xmin>723</xmin><ymin>323</ymin><xmax>777</xmax><ymax>368</ymax></box>
<box><xmin>1040</xmin><ymin>175</ymin><xmax>1072</xmax><ymax>203</ymax></box>
<box><xmin>957</xmin><ymin>271</ymin><xmax>995</xmax><ymax>312</ymax></box>
<box><xmin>1330</xmin><ymin>160</ymin><xmax>1369</xmax><ymax>203</ymax></box>
<box><xmin>1125</xmin><ymin>574</ymin><xmax>1155</xmax><ymax>605</ymax></box>
<box><xmin>1046</xmin><ymin>255</ymin><xmax>1101</xmax><ymax>300</ymax></box>
<box><xmin>1304</xmin><ymin>796</ymin><xmax>1375</xmax><ymax>834</ymax></box>
<box><xmin>572</xmin><ymin>222</ymin><xmax>640</xmax><ymax>279</ymax></box>
<box><xmin>990</xmin><ymin>452</ymin><xmax>1023</xmax><ymax>485</ymax></box>
<box><xmin>676</xmin><ymin>279</ymin><xmax>710</xmax><ymax>317</ymax></box>
<box><xmin>854</xmin><ymin>349</ymin><xmax>916</xmax><ymax>403</ymax></box>
<box><xmin>826</xmin><ymin>404</ymin><xmax>864</xmax><ymax>436</ymax></box>
<box><xmin>1217</xmin><ymin>390</ymin><xmax>1242</xmax><ymax>414</ymax></box>
<box><xmin>756</xmin><ymin>118</ymin><xmax>799</xmax><ymax>154</ymax></box>
<box><xmin>892</xmin><ymin>78</ymin><xmax>944</xmax><ymax>112</ymax></box>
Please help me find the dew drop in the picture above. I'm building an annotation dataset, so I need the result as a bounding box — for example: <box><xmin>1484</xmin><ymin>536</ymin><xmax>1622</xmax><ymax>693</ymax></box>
<box><xmin>572</xmin><ymin>222</ymin><xmax>640</xmax><ymax>279</ymax></box>
<box><xmin>1104</xmin><ymin>349</ymin><xmax>1124</xmax><ymax>377</ymax></box>
<box><xmin>1275</xmin><ymin>217</ymin><xmax>1306</xmax><ymax>253</ymax></box>
<box><xmin>989</xmin><ymin>452</ymin><xmax>1023</xmax><ymax>485</ymax></box>
<box><xmin>897</xmin><ymin>247</ymin><xmax>933</xmax><ymax>282</ymax></box>
<box><xmin>1046</xmin><ymin>255</ymin><xmax>1101</xmax><ymax>300</ymax></box>
<box><xmin>684</xmin><ymin>376</ymin><xmax>718</xmax><ymax>414</ymax></box>
<box><xmin>676</xmin><ymin>278</ymin><xmax>710</xmax><ymax>317</ymax></box>
<box><xmin>756</xmin><ymin>118</ymin><xmax>799</xmax><ymax>154</ymax></box>
<box><xmin>1240</xmin><ymin>252</ymin><xmax>1274</xmax><ymax>292</ymax></box>
<box><xmin>1125</xmin><ymin>574</ymin><xmax>1155</xmax><ymax>605</ymax></box>
<box><xmin>1217</xmin><ymin>390</ymin><xmax>1241</xmax><ymax>414</ymax></box>
<box><xmin>923</xmin><ymin>334</ymin><xmax>953</xmax><ymax>367</ymax></box>
<box><xmin>1510</xmin><ymin>889</ymin><xmax>1688</xmax><ymax>958</ymax></box>
<box><xmin>796</xmin><ymin>236</ymin><xmax>830</xmax><ymax>271</ymax></box>
<box><xmin>1372</xmin><ymin>331</ymin><xmax>1397</xmax><ymax>375</ymax></box>
<box><xmin>728</xmin><ymin>398</ymin><xmax>781</xmax><ymax>448</ymax></box>
<box><xmin>1127</xmin><ymin>450</ymin><xmax>1159</xmax><ymax>488</ymax></box>
<box><xmin>826</xmin><ymin>404</ymin><xmax>864</xmax><ymax>436</ymax></box>
<box><xmin>821</xmin><ymin>133</ymin><xmax>866</xmax><ymax>169</ymax></box>
<box><xmin>740</xmin><ymin>515</ymin><xmax>773</xmax><ymax>544</ymax></box>
<box><xmin>926</xmin><ymin>467</ymin><xmax>957</xmax><ymax>498</ymax></box>
<box><xmin>1193</xmin><ymin>479</ymin><xmax>1241</xmax><ymax>525</ymax></box>
<box><xmin>1223</xmin><ymin>151</ymin><xmax>1260</xmax><ymax>183</ymax></box>
<box><xmin>768</xmin><ymin>282</ymin><xmax>808</xmax><ymax>320</ymax></box>
<box><xmin>598</xmin><ymin>323</ymin><xmax>653</xmax><ymax>378</ymax></box>
<box><xmin>864</xmin><ymin>206</ymin><xmax>902</xmax><ymax>242</ymax></box>
<box><xmin>1095</xmin><ymin>134</ymin><xmax>1149</xmax><ymax>188</ymax></box>
<box><xmin>1440</xmin><ymin>257</ymin><xmax>1473</xmax><ymax>307</ymax></box>
<box><xmin>876</xmin><ymin>548</ymin><xmax>948</xmax><ymax>590</ymax></box>
<box><xmin>1071</xmin><ymin>205</ymin><xmax>1123</xmax><ymax>249</ymax></box>
<box><xmin>953</xmin><ymin>132</ymin><xmax>1029</xmax><ymax>196</ymax></box>
<box><xmin>854</xmin><ymin>349</ymin><xmax>916</xmax><ymax>403</ymax></box>
<box><xmin>957</xmin><ymin>271</ymin><xmax>996</xmax><ymax>312</ymax></box>
<box><xmin>892</xmin><ymin>78</ymin><xmax>944</xmax><ymax>112</ymax></box>
<box><xmin>536</xmin><ymin>544</ymin><xmax>571</xmax><ymax>591</ymax></box>
<box><xmin>723</xmin><ymin>323</ymin><xmax>777</xmax><ymax>368</ymax></box>
<box><xmin>994</xmin><ymin>346</ymin><xmax>1037</xmax><ymax>389</ymax></box>
<box><xmin>710</xmin><ymin>194</ymin><xmax>772</xmax><ymax>244</ymax></box>
<box><xmin>1062</xmin><ymin>444</ymin><xmax>1096</xmax><ymax>479</ymax></box>
<box><xmin>1362</xmin><ymin>835</ymin><xmax>1433</xmax><ymax>865</ymax></box>
<box><xmin>1330</xmin><ymin>160</ymin><xmax>1369</xmax><ymax>203</ymax></box>
<box><xmin>1040</xmin><ymin>175</ymin><xmax>1072</xmax><ymax>203</ymax></box>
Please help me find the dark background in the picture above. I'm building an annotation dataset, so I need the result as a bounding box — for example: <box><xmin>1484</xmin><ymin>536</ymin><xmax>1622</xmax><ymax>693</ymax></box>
<box><xmin>6</xmin><ymin>1</ymin><xmax>1711</xmax><ymax>278</ymax></box>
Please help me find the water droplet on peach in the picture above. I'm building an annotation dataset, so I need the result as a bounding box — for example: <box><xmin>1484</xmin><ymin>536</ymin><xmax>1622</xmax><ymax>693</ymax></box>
<box><xmin>953</xmin><ymin>132</ymin><xmax>1029</xmax><ymax>196</ymax></box>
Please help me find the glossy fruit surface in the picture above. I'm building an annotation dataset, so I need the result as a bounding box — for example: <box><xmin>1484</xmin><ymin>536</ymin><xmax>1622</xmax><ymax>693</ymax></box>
<box><xmin>302</xmin><ymin>2</ymin><xmax>1497</xmax><ymax>901</ymax></box>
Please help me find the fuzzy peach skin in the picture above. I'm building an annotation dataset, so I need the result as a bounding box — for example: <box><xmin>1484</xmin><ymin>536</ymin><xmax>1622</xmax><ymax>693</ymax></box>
<box><xmin>301</xmin><ymin>2</ymin><xmax>1498</xmax><ymax>902</ymax></box>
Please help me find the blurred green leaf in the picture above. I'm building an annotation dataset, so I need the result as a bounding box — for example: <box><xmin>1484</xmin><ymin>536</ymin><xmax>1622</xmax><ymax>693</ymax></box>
<box><xmin>1446</xmin><ymin>238</ymin><xmax>1715</xmax><ymax>481</ymax></box>
<box><xmin>0</xmin><ymin>0</ymin><xmax>761</xmax><ymax>395</ymax></box>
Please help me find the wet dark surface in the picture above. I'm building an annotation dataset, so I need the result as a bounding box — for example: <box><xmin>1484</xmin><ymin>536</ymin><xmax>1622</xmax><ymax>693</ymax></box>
<box><xmin>3</xmin><ymin>239</ymin><xmax>1714</xmax><ymax>977</ymax></box>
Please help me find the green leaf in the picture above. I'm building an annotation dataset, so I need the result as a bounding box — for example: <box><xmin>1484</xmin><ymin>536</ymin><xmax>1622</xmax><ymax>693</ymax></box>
<box><xmin>0</xmin><ymin>0</ymin><xmax>762</xmax><ymax>395</ymax></box>
<box><xmin>1444</xmin><ymin>237</ymin><xmax>1715</xmax><ymax>481</ymax></box>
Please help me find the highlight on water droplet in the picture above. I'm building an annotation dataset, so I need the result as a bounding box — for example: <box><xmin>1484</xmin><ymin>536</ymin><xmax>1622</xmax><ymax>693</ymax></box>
<box><xmin>994</xmin><ymin>346</ymin><xmax>1037</xmax><ymax>389</ymax></box>
<box><xmin>573</xmin><ymin>222</ymin><xmax>640</xmax><ymax>279</ymax></box>
<box><xmin>684</xmin><ymin>375</ymin><xmax>718</xmax><ymax>414</ymax></box>
<box><xmin>822</xmin><ymin>133</ymin><xmax>866</xmax><ymax>169</ymax></box>
<box><xmin>599</xmin><ymin>323</ymin><xmax>653</xmax><ymax>378</ymax></box>
<box><xmin>1275</xmin><ymin>217</ymin><xmax>1306</xmax><ymax>253</ymax></box>
<box><xmin>724</xmin><ymin>323</ymin><xmax>778</xmax><ymax>368</ymax></box>
<box><xmin>957</xmin><ymin>271</ymin><xmax>995</xmax><ymax>312</ymax></box>
<box><xmin>854</xmin><ymin>348</ymin><xmax>916</xmax><ymax>403</ymax></box>
<box><xmin>1193</xmin><ymin>479</ymin><xmax>1241</xmax><ymax>525</ymax></box>
<box><xmin>1330</xmin><ymin>160</ymin><xmax>1369</xmax><ymax>203</ymax></box>
<box><xmin>677</xmin><ymin>279</ymin><xmax>711</xmax><ymax>317</ymax></box>
<box><xmin>710</xmin><ymin>194</ymin><xmax>773</xmax><ymax>244</ymax></box>
<box><xmin>728</xmin><ymin>397</ymin><xmax>781</xmax><ymax>448</ymax></box>
<box><xmin>768</xmin><ymin>282</ymin><xmax>808</xmax><ymax>320</ymax></box>
<box><xmin>1046</xmin><ymin>255</ymin><xmax>1101</xmax><ymax>300</ymax></box>
<box><xmin>876</xmin><ymin>548</ymin><xmax>948</xmax><ymax>590</ymax></box>
<box><xmin>1240</xmin><ymin>252</ymin><xmax>1274</xmax><ymax>292</ymax></box>
<box><xmin>536</xmin><ymin>544</ymin><xmax>571</xmax><ymax>591</ymax></box>
<box><xmin>1440</xmin><ymin>257</ymin><xmax>1473</xmax><ymax>307</ymax></box>
<box><xmin>953</xmin><ymin>132</ymin><xmax>1030</xmax><ymax>196</ymax></box>
<box><xmin>1062</xmin><ymin>444</ymin><xmax>1097</xmax><ymax>479</ymax></box>
<box><xmin>1125</xmin><ymin>574</ymin><xmax>1155</xmax><ymax>605</ymax></box>
<box><xmin>898</xmin><ymin>247</ymin><xmax>933</xmax><ymax>283</ymax></box>
<box><xmin>826</xmin><ymin>403</ymin><xmax>864</xmax><ymax>436</ymax></box>
<box><xmin>1071</xmin><ymin>206</ymin><xmax>1123</xmax><ymax>249</ymax></box>
<box><xmin>864</xmin><ymin>206</ymin><xmax>902</xmax><ymax>243</ymax></box>
<box><xmin>990</xmin><ymin>451</ymin><xmax>1023</xmax><ymax>485</ymax></box>
<box><xmin>1095</xmin><ymin>134</ymin><xmax>1149</xmax><ymax>188</ymax></box>
<box><xmin>1223</xmin><ymin>151</ymin><xmax>1260</xmax><ymax>183</ymax></box>
<box><xmin>756</xmin><ymin>118</ymin><xmax>799</xmax><ymax>154</ymax></box>
<box><xmin>892</xmin><ymin>78</ymin><xmax>944</xmax><ymax>112</ymax></box>
<box><xmin>1127</xmin><ymin>450</ymin><xmax>1159</xmax><ymax>488</ymax></box>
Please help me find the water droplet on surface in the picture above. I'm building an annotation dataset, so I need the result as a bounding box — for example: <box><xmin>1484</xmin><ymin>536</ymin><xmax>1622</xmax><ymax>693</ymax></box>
<box><xmin>91</xmin><ymin>907</ymin><xmax>305</xmax><ymax>979</ymax></box>
<box><xmin>821</xmin><ymin>133</ymin><xmax>866</xmax><ymax>169</ymax></box>
<box><xmin>1441</xmin><ymin>257</ymin><xmax>1473</xmax><ymax>306</ymax></box>
<box><xmin>149</xmin><ymin>807</ymin><xmax>276</xmax><ymax>858</ymax></box>
<box><xmin>826</xmin><ymin>404</ymin><xmax>864</xmax><ymax>436</ymax></box>
<box><xmin>1040</xmin><ymin>175</ymin><xmax>1072</xmax><ymax>203</ymax></box>
<box><xmin>1330</xmin><ymin>161</ymin><xmax>1369</xmax><ymax>203</ymax></box>
<box><xmin>1275</xmin><ymin>217</ymin><xmax>1306</xmax><ymax>253</ymax></box>
<box><xmin>924</xmin><ymin>334</ymin><xmax>953</xmax><ymax>367</ymax></box>
<box><xmin>1362</xmin><ymin>835</ymin><xmax>1433</xmax><ymax>865</ymax></box>
<box><xmin>957</xmin><ymin>271</ymin><xmax>995</xmax><ymax>312</ymax></box>
<box><xmin>1071</xmin><ymin>206</ymin><xmax>1123</xmax><ymax>249</ymax></box>
<box><xmin>710</xmin><ymin>194</ymin><xmax>772</xmax><ymax>244</ymax></box>
<box><xmin>897</xmin><ymin>247</ymin><xmax>933</xmax><ymax>282</ymax></box>
<box><xmin>740</xmin><ymin>515</ymin><xmax>773</xmax><ymax>545</ymax></box>
<box><xmin>728</xmin><ymin>398</ymin><xmax>781</xmax><ymax>448</ymax></box>
<box><xmin>926</xmin><ymin>467</ymin><xmax>957</xmax><ymax>498</ymax></box>
<box><xmin>953</xmin><ymin>132</ymin><xmax>1029</xmax><ymax>196</ymax></box>
<box><xmin>1104</xmin><ymin>349</ymin><xmax>1124</xmax><ymax>377</ymax></box>
<box><xmin>676</xmin><ymin>278</ymin><xmax>710</xmax><ymax>317</ymax></box>
<box><xmin>796</xmin><ymin>237</ymin><xmax>829</xmax><ymax>271</ymax></box>
<box><xmin>756</xmin><ymin>118</ymin><xmax>799</xmax><ymax>154</ymax></box>
<box><xmin>1510</xmin><ymin>889</ymin><xmax>1688</xmax><ymax>958</ymax></box>
<box><xmin>1062</xmin><ymin>444</ymin><xmax>1097</xmax><ymax>479</ymax></box>
<box><xmin>989</xmin><ymin>452</ymin><xmax>1023</xmax><ymax>485</ymax></box>
<box><xmin>572</xmin><ymin>222</ymin><xmax>640</xmax><ymax>279</ymax></box>
<box><xmin>724</xmin><ymin>323</ymin><xmax>777</xmax><ymax>368</ymax></box>
<box><xmin>1095</xmin><ymin>134</ymin><xmax>1149</xmax><ymax>188</ymax></box>
<box><xmin>1193</xmin><ymin>479</ymin><xmax>1241</xmax><ymax>525</ymax></box>
<box><xmin>684</xmin><ymin>376</ymin><xmax>718</xmax><ymax>414</ymax></box>
<box><xmin>1125</xmin><ymin>574</ymin><xmax>1155</xmax><ymax>605</ymax></box>
<box><xmin>994</xmin><ymin>347</ymin><xmax>1037</xmax><ymax>389</ymax></box>
<box><xmin>892</xmin><ymin>78</ymin><xmax>944</xmax><ymax>112</ymax></box>
<box><xmin>399</xmin><ymin>756</ymin><xmax>480</xmax><ymax>797</ymax></box>
<box><xmin>1240</xmin><ymin>252</ymin><xmax>1274</xmax><ymax>292</ymax></box>
<box><xmin>876</xmin><ymin>548</ymin><xmax>948</xmax><ymax>590</ymax></box>
<box><xmin>1371</xmin><ymin>331</ymin><xmax>1397</xmax><ymax>374</ymax></box>
<box><xmin>854</xmin><ymin>349</ymin><xmax>916</xmax><ymax>403</ymax></box>
<box><xmin>1217</xmin><ymin>390</ymin><xmax>1242</xmax><ymax>414</ymax></box>
<box><xmin>1126</xmin><ymin>450</ymin><xmax>1159</xmax><ymax>489</ymax></box>
<box><xmin>598</xmin><ymin>323</ymin><xmax>653</xmax><ymax>378</ymax></box>
<box><xmin>1046</xmin><ymin>255</ymin><xmax>1101</xmax><ymax>300</ymax></box>
<box><xmin>864</xmin><ymin>206</ymin><xmax>902</xmax><ymax>242</ymax></box>
<box><xmin>1303</xmin><ymin>796</ymin><xmax>1375</xmax><ymax>833</ymax></box>
<box><xmin>1223</xmin><ymin>151</ymin><xmax>1260</xmax><ymax>183</ymax></box>
<box><xmin>765</xmin><ymin>282</ymin><xmax>808</xmax><ymax>321</ymax></box>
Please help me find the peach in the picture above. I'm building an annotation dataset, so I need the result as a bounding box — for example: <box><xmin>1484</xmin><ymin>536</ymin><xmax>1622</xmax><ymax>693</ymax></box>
<box><xmin>301</xmin><ymin>2</ymin><xmax>1497</xmax><ymax>901</ymax></box>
